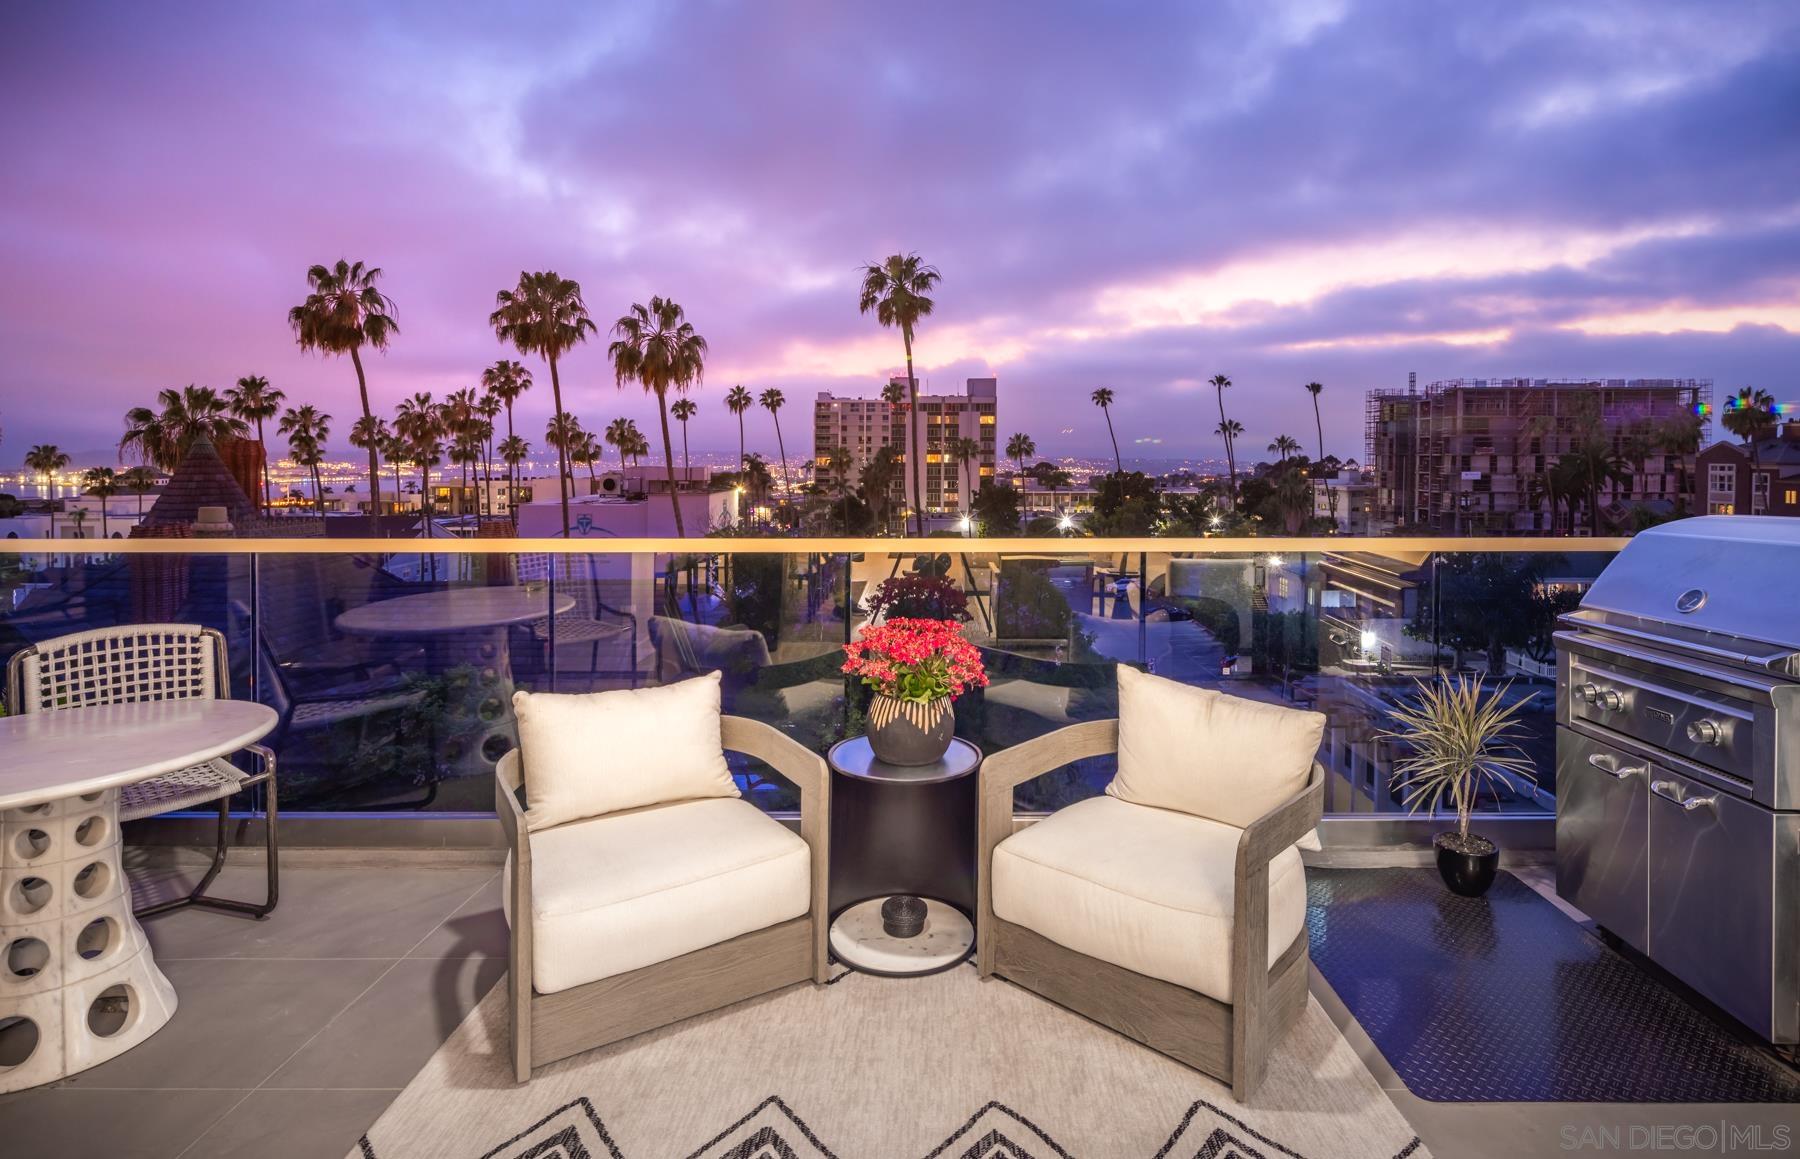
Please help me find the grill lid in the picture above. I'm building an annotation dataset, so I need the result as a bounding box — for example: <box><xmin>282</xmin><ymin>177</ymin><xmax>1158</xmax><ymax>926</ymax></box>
<box><xmin>1575</xmin><ymin>515</ymin><xmax>1800</xmax><ymax>668</ymax></box>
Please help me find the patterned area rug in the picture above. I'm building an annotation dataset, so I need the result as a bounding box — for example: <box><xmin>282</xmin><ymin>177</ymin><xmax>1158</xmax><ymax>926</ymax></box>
<box><xmin>354</xmin><ymin>964</ymin><xmax>1426</xmax><ymax>1158</ymax></box>
<box><xmin>1307</xmin><ymin>868</ymin><xmax>1800</xmax><ymax>1103</ymax></box>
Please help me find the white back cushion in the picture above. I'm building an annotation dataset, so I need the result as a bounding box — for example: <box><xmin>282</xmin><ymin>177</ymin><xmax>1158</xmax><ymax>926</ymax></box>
<box><xmin>514</xmin><ymin>672</ymin><xmax>737</xmax><ymax>831</ymax></box>
<box><xmin>1106</xmin><ymin>665</ymin><xmax>1323</xmax><ymax>833</ymax></box>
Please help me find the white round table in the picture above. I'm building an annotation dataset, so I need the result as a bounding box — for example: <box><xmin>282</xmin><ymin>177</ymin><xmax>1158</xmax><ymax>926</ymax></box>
<box><xmin>0</xmin><ymin>699</ymin><xmax>277</xmax><ymax>1092</ymax></box>
<box><xmin>334</xmin><ymin>586</ymin><xmax>574</xmax><ymax>638</ymax></box>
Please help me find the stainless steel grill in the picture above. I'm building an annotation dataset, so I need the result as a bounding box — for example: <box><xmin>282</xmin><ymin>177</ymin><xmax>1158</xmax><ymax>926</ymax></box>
<box><xmin>1555</xmin><ymin>516</ymin><xmax>1800</xmax><ymax>1045</ymax></box>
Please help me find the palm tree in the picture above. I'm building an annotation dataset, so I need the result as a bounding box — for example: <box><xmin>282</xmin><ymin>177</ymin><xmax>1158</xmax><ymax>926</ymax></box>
<box><xmin>1656</xmin><ymin>411</ymin><xmax>1705</xmax><ymax>512</ymax></box>
<box><xmin>120</xmin><ymin>385</ymin><xmax>249</xmax><ymax>470</ymax></box>
<box><xmin>1722</xmin><ymin>386</ymin><xmax>1778</xmax><ymax>465</ymax></box>
<box><xmin>490</xmin><ymin>272</ymin><xmax>597</xmax><ymax>538</ymax></box>
<box><xmin>607</xmin><ymin>297</ymin><xmax>709</xmax><ymax>537</ymax></box>
<box><xmin>569</xmin><ymin>428</ymin><xmax>603</xmax><ymax>497</ymax></box>
<box><xmin>225</xmin><ymin>375</ymin><xmax>285</xmax><ymax>514</ymax></box>
<box><xmin>379</xmin><ymin>427</ymin><xmax>408</xmax><ymax>512</ymax></box>
<box><xmin>759</xmin><ymin>388</ymin><xmax>792</xmax><ymax>500</ymax></box>
<box><xmin>1005</xmin><ymin>432</ymin><xmax>1036</xmax><ymax>476</ymax></box>
<box><xmin>1216</xmin><ymin>418</ymin><xmax>1244</xmax><ymax>498</ymax></box>
<box><xmin>819</xmin><ymin>444</ymin><xmax>856</xmax><ymax>532</ymax></box>
<box><xmin>1209</xmin><ymin>374</ymin><xmax>1236</xmax><ymax>502</ymax></box>
<box><xmin>277</xmin><ymin>405</ymin><xmax>332</xmax><ymax>526</ymax></box>
<box><xmin>724</xmin><ymin>385</ymin><xmax>754</xmax><ymax>470</ymax></box>
<box><xmin>348</xmin><ymin>415</ymin><xmax>389</xmax><ymax>520</ymax></box>
<box><xmin>604</xmin><ymin>416</ymin><xmax>633</xmax><ymax>475</ymax></box>
<box><xmin>80</xmin><ymin>466</ymin><xmax>117</xmax><ymax>538</ymax></box>
<box><xmin>859</xmin><ymin>253</ymin><xmax>941</xmax><ymax>536</ymax></box>
<box><xmin>481</xmin><ymin>360</ymin><xmax>532</xmax><ymax>502</ymax></box>
<box><xmin>24</xmin><ymin>444</ymin><xmax>71</xmax><ymax>497</ymax></box>
<box><xmin>951</xmin><ymin>436</ymin><xmax>983</xmax><ymax>510</ymax></box>
<box><xmin>544</xmin><ymin>413</ymin><xmax>584</xmax><ymax>503</ymax></box>
<box><xmin>670</xmin><ymin>396</ymin><xmax>698</xmax><ymax>474</ymax></box>
<box><xmin>1303</xmin><ymin>380</ymin><xmax>1336</xmax><ymax>524</ymax></box>
<box><xmin>475</xmin><ymin>391</ymin><xmax>502</xmax><ymax>516</ymax></box>
<box><xmin>624</xmin><ymin>423</ymin><xmax>650</xmax><ymax>467</ymax></box>
<box><xmin>1091</xmin><ymin>387</ymin><xmax>1122</xmax><ymax>473</ymax></box>
<box><xmin>859</xmin><ymin>445</ymin><xmax>904</xmax><ymax>532</ymax></box>
<box><xmin>1268</xmin><ymin>434</ymin><xmax>1302</xmax><ymax>462</ymax></box>
<box><xmin>394</xmin><ymin>393</ymin><xmax>444</xmax><ymax>518</ymax></box>
<box><xmin>289</xmin><ymin>260</ymin><xmax>397</xmax><ymax>531</ymax></box>
<box><xmin>119</xmin><ymin>465</ymin><xmax>159</xmax><ymax>518</ymax></box>
<box><xmin>499</xmin><ymin>435</ymin><xmax>530</xmax><ymax>516</ymax></box>
<box><xmin>1032</xmin><ymin>461</ymin><xmax>1073</xmax><ymax>522</ymax></box>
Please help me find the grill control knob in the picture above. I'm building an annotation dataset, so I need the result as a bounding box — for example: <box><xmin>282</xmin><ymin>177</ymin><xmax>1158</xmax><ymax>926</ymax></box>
<box><xmin>1577</xmin><ymin>682</ymin><xmax>1601</xmax><ymax>705</ymax></box>
<box><xmin>1597</xmin><ymin>689</ymin><xmax>1626</xmax><ymax>712</ymax></box>
<box><xmin>1686</xmin><ymin>719</ymin><xmax>1724</xmax><ymax>746</ymax></box>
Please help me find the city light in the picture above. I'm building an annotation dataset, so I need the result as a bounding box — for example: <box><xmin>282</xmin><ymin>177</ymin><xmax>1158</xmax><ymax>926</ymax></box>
<box><xmin>1057</xmin><ymin>514</ymin><xmax>1073</xmax><ymax>531</ymax></box>
<box><xmin>1360</xmin><ymin>629</ymin><xmax>1378</xmax><ymax>652</ymax></box>
<box><xmin>1266</xmin><ymin>554</ymin><xmax>1284</xmax><ymax>567</ymax></box>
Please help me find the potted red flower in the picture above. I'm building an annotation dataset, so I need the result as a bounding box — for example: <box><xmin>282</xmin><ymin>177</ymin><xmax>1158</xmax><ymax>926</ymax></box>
<box><xmin>842</xmin><ymin>618</ymin><xmax>988</xmax><ymax>765</ymax></box>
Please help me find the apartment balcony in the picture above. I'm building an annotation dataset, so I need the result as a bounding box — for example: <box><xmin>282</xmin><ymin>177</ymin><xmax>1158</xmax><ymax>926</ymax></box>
<box><xmin>1</xmin><ymin>533</ymin><xmax>1795</xmax><ymax>1158</ymax></box>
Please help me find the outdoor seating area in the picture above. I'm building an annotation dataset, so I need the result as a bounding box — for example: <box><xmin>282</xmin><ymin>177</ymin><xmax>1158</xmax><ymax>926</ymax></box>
<box><xmin>2</xmin><ymin>532</ymin><xmax>1798</xmax><ymax>1158</ymax></box>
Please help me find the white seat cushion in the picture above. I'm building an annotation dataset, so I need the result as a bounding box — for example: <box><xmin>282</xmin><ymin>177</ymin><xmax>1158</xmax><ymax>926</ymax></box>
<box><xmin>505</xmin><ymin>797</ymin><xmax>810</xmax><ymax>994</ymax></box>
<box><xmin>991</xmin><ymin>795</ymin><xmax>1306</xmax><ymax>1003</ymax></box>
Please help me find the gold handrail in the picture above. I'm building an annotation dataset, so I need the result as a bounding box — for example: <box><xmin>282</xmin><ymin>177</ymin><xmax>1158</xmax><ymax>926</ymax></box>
<box><xmin>0</xmin><ymin>535</ymin><xmax>1631</xmax><ymax>555</ymax></box>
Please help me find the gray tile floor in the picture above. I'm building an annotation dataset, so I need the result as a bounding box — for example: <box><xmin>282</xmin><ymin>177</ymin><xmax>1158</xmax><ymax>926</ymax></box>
<box><xmin>0</xmin><ymin>861</ymin><xmax>506</xmax><ymax>1159</ymax></box>
<box><xmin>3</xmin><ymin>854</ymin><xmax>1794</xmax><ymax>1159</ymax></box>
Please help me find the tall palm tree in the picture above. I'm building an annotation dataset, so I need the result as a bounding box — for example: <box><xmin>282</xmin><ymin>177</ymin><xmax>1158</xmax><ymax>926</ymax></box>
<box><xmin>277</xmin><ymin>405</ymin><xmax>332</xmax><ymax>526</ymax></box>
<box><xmin>608</xmin><ymin>296</ymin><xmax>709</xmax><ymax>537</ymax></box>
<box><xmin>1091</xmin><ymin>387</ymin><xmax>1122</xmax><ymax>473</ymax></box>
<box><xmin>377</xmin><ymin>426</ymin><xmax>407</xmax><ymax>512</ymax></box>
<box><xmin>724</xmin><ymin>385</ymin><xmax>754</xmax><ymax>470</ymax></box>
<box><xmin>289</xmin><ymin>260</ymin><xmax>397</xmax><ymax>531</ymax></box>
<box><xmin>820</xmin><ymin>444</ymin><xmax>856</xmax><ymax>532</ymax></box>
<box><xmin>604</xmin><ymin>416</ymin><xmax>633</xmax><ymax>475</ymax></box>
<box><xmin>440</xmin><ymin>387</ymin><xmax>482</xmax><ymax>514</ymax></box>
<box><xmin>569</xmin><ymin>429</ymin><xmax>603</xmax><ymax>496</ymax></box>
<box><xmin>951</xmin><ymin>436</ymin><xmax>983</xmax><ymax>510</ymax></box>
<box><xmin>671</xmin><ymin>397</ymin><xmax>697</xmax><ymax>474</ymax></box>
<box><xmin>225</xmin><ymin>375</ymin><xmax>285</xmax><ymax>514</ymax></box>
<box><xmin>120</xmin><ymin>385</ymin><xmax>248</xmax><ymax>470</ymax></box>
<box><xmin>119</xmin><ymin>465</ymin><xmax>159</xmax><ymax>519</ymax></box>
<box><xmin>624</xmin><ymin>423</ymin><xmax>650</xmax><ymax>467</ymax></box>
<box><xmin>1722</xmin><ymin>386</ymin><xmax>1778</xmax><ymax>465</ymax></box>
<box><xmin>1209</xmin><ymin>374</ymin><xmax>1236</xmax><ymax>502</ymax></box>
<box><xmin>758</xmin><ymin>388</ymin><xmax>792</xmax><ymax>501</ymax></box>
<box><xmin>490</xmin><ymin>272</ymin><xmax>597</xmax><ymax>537</ymax></box>
<box><xmin>1005</xmin><ymin>432</ymin><xmax>1036</xmax><ymax>475</ymax></box>
<box><xmin>24</xmin><ymin>445</ymin><xmax>71</xmax><ymax>501</ymax></box>
<box><xmin>394</xmin><ymin>393</ymin><xmax>444</xmax><ymax>518</ymax></box>
<box><xmin>348</xmin><ymin>415</ymin><xmax>389</xmax><ymax>521</ymax></box>
<box><xmin>859</xmin><ymin>445</ymin><xmax>904</xmax><ymax>532</ymax></box>
<box><xmin>859</xmin><ymin>253</ymin><xmax>941</xmax><ymax>536</ymax></box>
<box><xmin>481</xmin><ymin>360</ymin><xmax>532</xmax><ymax>502</ymax></box>
<box><xmin>81</xmin><ymin>466</ymin><xmax>117</xmax><ymax>538</ymax></box>
<box><xmin>544</xmin><ymin>413</ymin><xmax>584</xmax><ymax>503</ymax></box>
<box><xmin>1303</xmin><ymin>380</ymin><xmax>1336</xmax><ymax>524</ymax></box>
<box><xmin>499</xmin><ymin>435</ymin><xmax>530</xmax><ymax>516</ymax></box>
<box><xmin>1268</xmin><ymin>434</ymin><xmax>1301</xmax><ymax>462</ymax></box>
<box><xmin>475</xmin><ymin>391</ymin><xmax>502</xmax><ymax>516</ymax></box>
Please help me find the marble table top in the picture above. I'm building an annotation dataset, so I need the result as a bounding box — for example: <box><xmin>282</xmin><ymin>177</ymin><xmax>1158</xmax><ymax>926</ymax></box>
<box><xmin>334</xmin><ymin>586</ymin><xmax>575</xmax><ymax>637</ymax></box>
<box><xmin>0</xmin><ymin>699</ymin><xmax>278</xmax><ymax>811</ymax></box>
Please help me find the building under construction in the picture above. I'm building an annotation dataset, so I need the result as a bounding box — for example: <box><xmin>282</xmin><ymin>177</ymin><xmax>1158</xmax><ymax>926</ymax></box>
<box><xmin>1366</xmin><ymin>377</ymin><xmax>1712</xmax><ymax>534</ymax></box>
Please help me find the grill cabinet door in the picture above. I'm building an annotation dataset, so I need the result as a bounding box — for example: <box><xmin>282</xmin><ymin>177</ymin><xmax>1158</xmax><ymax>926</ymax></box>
<box><xmin>1556</xmin><ymin>726</ymin><xmax>1650</xmax><ymax>951</ymax></box>
<box><xmin>1647</xmin><ymin>770</ymin><xmax>1777</xmax><ymax>1040</ymax></box>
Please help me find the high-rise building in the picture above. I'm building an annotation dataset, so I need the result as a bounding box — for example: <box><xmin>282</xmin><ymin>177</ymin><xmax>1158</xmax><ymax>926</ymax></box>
<box><xmin>1365</xmin><ymin>377</ymin><xmax>1711</xmax><ymax>534</ymax></box>
<box><xmin>813</xmin><ymin>377</ymin><xmax>997</xmax><ymax>520</ymax></box>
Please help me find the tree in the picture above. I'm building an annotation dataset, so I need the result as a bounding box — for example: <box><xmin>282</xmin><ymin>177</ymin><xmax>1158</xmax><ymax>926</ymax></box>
<box><xmin>1304</xmin><ymin>380</ymin><xmax>1338</xmax><ymax>524</ymax></box>
<box><xmin>1656</xmin><ymin>410</ymin><xmax>1705</xmax><ymax>513</ymax></box>
<box><xmin>950</xmin><ymin>436</ymin><xmax>983</xmax><ymax>510</ymax></box>
<box><xmin>378</xmin><ymin>426</ymin><xmax>407</xmax><ymax>511</ymax></box>
<box><xmin>499</xmin><ymin>435</ymin><xmax>530</xmax><ymax>515</ymax></box>
<box><xmin>225</xmin><ymin>375</ymin><xmax>285</xmax><ymax>514</ymax></box>
<box><xmin>393</xmin><ymin>393</ymin><xmax>444</xmax><ymax>518</ymax></box>
<box><xmin>119</xmin><ymin>465</ymin><xmax>159</xmax><ymax>518</ymax></box>
<box><xmin>571</xmin><ymin>428</ymin><xmax>602</xmax><ymax>497</ymax></box>
<box><xmin>970</xmin><ymin>481</ymin><xmax>1022</xmax><ymax>536</ymax></box>
<box><xmin>818</xmin><ymin>444</ymin><xmax>856</xmax><ymax>532</ymax></box>
<box><xmin>858</xmin><ymin>252</ymin><xmax>941</xmax><ymax>536</ymax></box>
<box><xmin>1268</xmin><ymin>434</ymin><xmax>1301</xmax><ymax>462</ymax></box>
<box><xmin>604</xmin><ymin>416</ymin><xmax>633</xmax><ymax>475</ymax></box>
<box><xmin>278</xmin><ymin>405</ymin><xmax>332</xmax><ymax>525</ymax></box>
<box><xmin>120</xmin><ymin>385</ymin><xmax>248</xmax><ymax>470</ymax></box>
<box><xmin>1209</xmin><ymin>373</ymin><xmax>1237</xmax><ymax>503</ymax></box>
<box><xmin>81</xmin><ymin>466</ymin><xmax>117</xmax><ymax>538</ymax></box>
<box><xmin>348</xmin><ymin>415</ymin><xmax>388</xmax><ymax>520</ymax></box>
<box><xmin>1091</xmin><ymin>387</ymin><xmax>1122</xmax><ymax>472</ymax></box>
<box><xmin>25</xmin><ymin>444</ymin><xmax>71</xmax><ymax>496</ymax></box>
<box><xmin>481</xmin><ymin>360</ymin><xmax>532</xmax><ymax>505</ymax></box>
<box><xmin>1722</xmin><ymin>386</ymin><xmax>1778</xmax><ymax>465</ymax></box>
<box><xmin>1031</xmin><ymin>461</ymin><xmax>1072</xmax><ymax>518</ymax></box>
<box><xmin>608</xmin><ymin>296</ymin><xmax>708</xmax><ymax>537</ymax></box>
<box><xmin>759</xmin><ymin>388</ymin><xmax>791</xmax><ymax>500</ymax></box>
<box><xmin>1005</xmin><ymin>432</ymin><xmax>1036</xmax><ymax>476</ymax></box>
<box><xmin>475</xmin><ymin>391</ymin><xmax>502</xmax><ymax>517</ymax></box>
<box><xmin>723</xmin><ymin>385</ymin><xmax>754</xmax><ymax>472</ymax></box>
<box><xmin>671</xmin><ymin>396</ymin><xmax>697</xmax><ymax>474</ymax></box>
<box><xmin>739</xmin><ymin>452</ymin><xmax>774</xmax><ymax>508</ymax></box>
<box><xmin>1410</xmin><ymin>553</ymin><xmax>1581</xmax><ymax>674</ymax></box>
<box><xmin>289</xmin><ymin>260</ymin><xmax>396</xmax><ymax>531</ymax></box>
<box><xmin>544</xmin><ymin>413</ymin><xmax>584</xmax><ymax>503</ymax></box>
<box><xmin>491</xmin><ymin>271</ymin><xmax>597</xmax><ymax>538</ymax></box>
<box><xmin>1089</xmin><ymin>470</ymin><xmax>1160</xmax><ymax>535</ymax></box>
<box><xmin>859</xmin><ymin>445</ymin><xmax>904</xmax><ymax>532</ymax></box>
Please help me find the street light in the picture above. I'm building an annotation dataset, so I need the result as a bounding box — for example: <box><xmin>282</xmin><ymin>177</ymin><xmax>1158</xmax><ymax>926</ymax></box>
<box><xmin>1057</xmin><ymin>513</ymin><xmax>1074</xmax><ymax>532</ymax></box>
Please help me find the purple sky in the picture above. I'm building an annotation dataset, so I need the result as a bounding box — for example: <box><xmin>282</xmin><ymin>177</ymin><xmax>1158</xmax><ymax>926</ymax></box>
<box><xmin>4</xmin><ymin>1</ymin><xmax>1798</xmax><ymax>468</ymax></box>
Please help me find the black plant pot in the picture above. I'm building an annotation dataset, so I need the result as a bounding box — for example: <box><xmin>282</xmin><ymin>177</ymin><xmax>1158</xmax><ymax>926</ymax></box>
<box><xmin>1435</xmin><ymin>832</ymin><xmax>1499</xmax><ymax>898</ymax></box>
<box><xmin>866</xmin><ymin>695</ymin><xmax>955</xmax><ymax>766</ymax></box>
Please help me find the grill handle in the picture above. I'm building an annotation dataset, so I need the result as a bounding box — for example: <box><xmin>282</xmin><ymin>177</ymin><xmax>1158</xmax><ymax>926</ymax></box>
<box><xmin>1650</xmin><ymin>779</ymin><xmax>1720</xmax><ymax>812</ymax></box>
<box><xmin>1587</xmin><ymin>752</ymin><xmax>1646</xmax><ymax>780</ymax></box>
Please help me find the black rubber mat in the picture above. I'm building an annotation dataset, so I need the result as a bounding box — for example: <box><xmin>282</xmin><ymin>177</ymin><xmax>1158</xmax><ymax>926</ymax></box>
<box><xmin>1307</xmin><ymin>867</ymin><xmax>1800</xmax><ymax>1103</ymax></box>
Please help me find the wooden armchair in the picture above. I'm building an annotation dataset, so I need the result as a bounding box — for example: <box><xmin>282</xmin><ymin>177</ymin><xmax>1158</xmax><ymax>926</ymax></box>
<box><xmin>496</xmin><ymin>715</ymin><xmax>829</xmax><ymax>1082</ymax></box>
<box><xmin>977</xmin><ymin>719</ymin><xmax>1324</xmax><ymax>1101</ymax></box>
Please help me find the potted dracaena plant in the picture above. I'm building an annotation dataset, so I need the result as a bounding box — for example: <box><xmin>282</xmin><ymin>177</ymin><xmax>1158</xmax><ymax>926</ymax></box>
<box><xmin>841</xmin><ymin>618</ymin><xmax>987</xmax><ymax>766</ymax></box>
<box><xmin>1378</xmin><ymin>674</ymin><xmax>1537</xmax><ymax>898</ymax></box>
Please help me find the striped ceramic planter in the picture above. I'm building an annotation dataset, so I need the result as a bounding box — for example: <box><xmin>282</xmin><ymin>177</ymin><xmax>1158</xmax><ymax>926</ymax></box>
<box><xmin>866</xmin><ymin>694</ymin><xmax>955</xmax><ymax>766</ymax></box>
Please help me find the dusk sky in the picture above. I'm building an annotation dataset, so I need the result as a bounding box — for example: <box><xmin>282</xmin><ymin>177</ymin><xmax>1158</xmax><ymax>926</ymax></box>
<box><xmin>4</xmin><ymin>1</ymin><xmax>1798</xmax><ymax>468</ymax></box>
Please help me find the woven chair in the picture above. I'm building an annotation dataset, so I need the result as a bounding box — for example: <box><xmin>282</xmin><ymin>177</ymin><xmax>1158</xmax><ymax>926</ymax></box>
<box><xmin>5</xmin><ymin>624</ymin><xmax>279</xmax><ymax>919</ymax></box>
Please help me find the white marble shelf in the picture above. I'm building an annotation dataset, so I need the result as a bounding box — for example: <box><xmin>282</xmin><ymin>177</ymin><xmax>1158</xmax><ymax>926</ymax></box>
<box><xmin>829</xmin><ymin>896</ymin><xmax>975</xmax><ymax>977</ymax></box>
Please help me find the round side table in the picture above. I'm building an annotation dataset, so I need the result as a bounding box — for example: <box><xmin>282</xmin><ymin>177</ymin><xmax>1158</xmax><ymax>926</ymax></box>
<box><xmin>826</xmin><ymin>735</ymin><xmax>981</xmax><ymax>977</ymax></box>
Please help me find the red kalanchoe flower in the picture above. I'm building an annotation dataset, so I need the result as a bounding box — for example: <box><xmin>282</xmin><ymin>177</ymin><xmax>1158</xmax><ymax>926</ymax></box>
<box><xmin>842</xmin><ymin>617</ymin><xmax>988</xmax><ymax>703</ymax></box>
